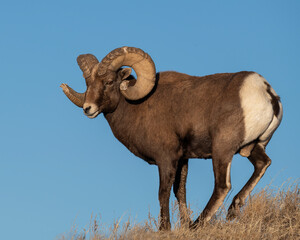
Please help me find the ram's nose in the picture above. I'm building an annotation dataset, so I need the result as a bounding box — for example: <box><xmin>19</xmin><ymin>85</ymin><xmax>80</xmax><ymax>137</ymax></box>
<box><xmin>82</xmin><ymin>103</ymin><xmax>100</xmax><ymax>118</ymax></box>
<box><xmin>83</xmin><ymin>103</ymin><xmax>93</xmax><ymax>114</ymax></box>
<box><xmin>83</xmin><ymin>106</ymin><xmax>91</xmax><ymax>114</ymax></box>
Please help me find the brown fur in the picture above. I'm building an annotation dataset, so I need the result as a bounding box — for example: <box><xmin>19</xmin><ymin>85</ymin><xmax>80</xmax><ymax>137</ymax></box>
<box><xmin>104</xmin><ymin>71</ymin><xmax>248</xmax><ymax>163</ymax></box>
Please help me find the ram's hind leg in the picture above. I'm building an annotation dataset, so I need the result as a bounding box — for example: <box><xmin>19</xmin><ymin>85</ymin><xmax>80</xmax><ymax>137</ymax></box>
<box><xmin>192</xmin><ymin>146</ymin><xmax>234</xmax><ymax>228</ymax></box>
<box><xmin>173</xmin><ymin>158</ymin><xmax>191</xmax><ymax>226</ymax></box>
<box><xmin>227</xmin><ymin>144</ymin><xmax>271</xmax><ymax>219</ymax></box>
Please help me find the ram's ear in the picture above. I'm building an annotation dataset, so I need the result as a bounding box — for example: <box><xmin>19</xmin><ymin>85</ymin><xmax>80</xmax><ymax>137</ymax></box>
<box><xmin>119</xmin><ymin>68</ymin><xmax>132</xmax><ymax>80</ymax></box>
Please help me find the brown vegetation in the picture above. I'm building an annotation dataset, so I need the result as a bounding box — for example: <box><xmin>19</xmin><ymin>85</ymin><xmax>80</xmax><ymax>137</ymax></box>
<box><xmin>59</xmin><ymin>183</ymin><xmax>299</xmax><ymax>240</ymax></box>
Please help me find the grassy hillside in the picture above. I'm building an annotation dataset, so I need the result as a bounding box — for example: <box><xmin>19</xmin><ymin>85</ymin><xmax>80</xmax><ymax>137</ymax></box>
<box><xmin>59</xmin><ymin>182</ymin><xmax>299</xmax><ymax>240</ymax></box>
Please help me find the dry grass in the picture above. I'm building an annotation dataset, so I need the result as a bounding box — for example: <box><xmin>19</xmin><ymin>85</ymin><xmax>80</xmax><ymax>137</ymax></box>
<box><xmin>58</xmin><ymin>182</ymin><xmax>299</xmax><ymax>240</ymax></box>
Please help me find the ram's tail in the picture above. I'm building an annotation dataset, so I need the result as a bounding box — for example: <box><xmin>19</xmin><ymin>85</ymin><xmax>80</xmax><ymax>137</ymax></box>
<box><xmin>258</xmin><ymin>82</ymin><xmax>283</xmax><ymax>147</ymax></box>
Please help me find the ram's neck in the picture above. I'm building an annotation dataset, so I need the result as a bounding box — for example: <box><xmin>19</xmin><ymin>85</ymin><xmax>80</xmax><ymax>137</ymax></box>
<box><xmin>104</xmin><ymin>96</ymin><xmax>138</xmax><ymax>145</ymax></box>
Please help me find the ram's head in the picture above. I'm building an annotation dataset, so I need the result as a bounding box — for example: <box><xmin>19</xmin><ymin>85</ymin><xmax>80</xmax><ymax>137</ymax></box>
<box><xmin>60</xmin><ymin>47</ymin><xmax>156</xmax><ymax>118</ymax></box>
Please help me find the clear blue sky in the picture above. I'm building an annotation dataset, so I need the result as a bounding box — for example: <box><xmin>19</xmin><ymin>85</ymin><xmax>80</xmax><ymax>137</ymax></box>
<box><xmin>1</xmin><ymin>1</ymin><xmax>299</xmax><ymax>239</ymax></box>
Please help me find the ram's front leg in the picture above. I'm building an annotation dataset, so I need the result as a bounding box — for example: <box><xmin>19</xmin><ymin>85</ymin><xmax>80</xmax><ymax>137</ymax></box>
<box><xmin>157</xmin><ymin>159</ymin><xmax>178</xmax><ymax>231</ymax></box>
<box><xmin>173</xmin><ymin>158</ymin><xmax>191</xmax><ymax>227</ymax></box>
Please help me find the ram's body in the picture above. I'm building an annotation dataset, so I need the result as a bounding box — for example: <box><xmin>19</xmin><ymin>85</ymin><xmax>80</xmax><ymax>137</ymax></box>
<box><xmin>61</xmin><ymin>47</ymin><xmax>283</xmax><ymax>230</ymax></box>
<box><xmin>105</xmin><ymin>71</ymin><xmax>281</xmax><ymax>165</ymax></box>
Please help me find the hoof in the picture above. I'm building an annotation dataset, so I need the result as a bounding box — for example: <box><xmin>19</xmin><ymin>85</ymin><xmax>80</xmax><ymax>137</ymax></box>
<box><xmin>189</xmin><ymin>219</ymin><xmax>204</xmax><ymax>230</ymax></box>
<box><xmin>226</xmin><ymin>210</ymin><xmax>237</xmax><ymax>220</ymax></box>
<box><xmin>227</xmin><ymin>206</ymin><xmax>241</xmax><ymax>220</ymax></box>
<box><xmin>158</xmin><ymin>223</ymin><xmax>171</xmax><ymax>232</ymax></box>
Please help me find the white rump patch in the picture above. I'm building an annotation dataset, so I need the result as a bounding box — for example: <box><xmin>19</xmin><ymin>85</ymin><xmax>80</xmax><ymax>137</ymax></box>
<box><xmin>240</xmin><ymin>73</ymin><xmax>274</xmax><ymax>145</ymax></box>
<box><xmin>259</xmin><ymin>101</ymin><xmax>283</xmax><ymax>143</ymax></box>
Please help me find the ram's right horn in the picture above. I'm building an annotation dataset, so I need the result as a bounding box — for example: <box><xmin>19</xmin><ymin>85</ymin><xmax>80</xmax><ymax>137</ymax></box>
<box><xmin>97</xmin><ymin>46</ymin><xmax>156</xmax><ymax>100</ymax></box>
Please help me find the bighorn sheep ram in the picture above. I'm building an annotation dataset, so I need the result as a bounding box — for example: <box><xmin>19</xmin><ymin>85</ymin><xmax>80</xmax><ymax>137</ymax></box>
<box><xmin>61</xmin><ymin>46</ymin><xmax>283</xmax><ymax>230</ymax></box>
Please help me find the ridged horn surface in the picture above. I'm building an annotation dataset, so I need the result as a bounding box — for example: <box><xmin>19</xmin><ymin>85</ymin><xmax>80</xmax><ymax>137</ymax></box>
<box><xmin>77</xmin><ymin>54</ymin><xmax>99</xmax><ymax>83</ymax></box>
<box><xmin>60</xmin><ymin>83</ymin><xmax>85</xmax><ymax>108</ymax></box>
<box><xmin>98</xmin><ymin>47</ymin><xmax>156</xmax><ymax>100</ymax></box>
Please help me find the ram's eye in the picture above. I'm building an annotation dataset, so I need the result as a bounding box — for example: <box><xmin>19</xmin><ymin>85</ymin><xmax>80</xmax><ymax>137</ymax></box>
<box><xmin>105</xmin><ymin>80</ymin><xmax>113</xmax><ymax>86</ymax></box>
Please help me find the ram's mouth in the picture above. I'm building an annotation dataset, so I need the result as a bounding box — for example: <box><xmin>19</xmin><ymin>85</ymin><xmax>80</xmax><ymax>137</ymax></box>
<box><xmin>85</xmin><ymin>110</ymin><xmax>100</xmax><ymax>119</ymax></box>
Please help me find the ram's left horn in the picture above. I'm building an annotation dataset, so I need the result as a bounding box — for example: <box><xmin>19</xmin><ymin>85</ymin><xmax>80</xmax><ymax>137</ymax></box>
<box><xmin>60</xmin><ymin>83</ymin><xmax>85</xmax><ymax>108</ymax></box>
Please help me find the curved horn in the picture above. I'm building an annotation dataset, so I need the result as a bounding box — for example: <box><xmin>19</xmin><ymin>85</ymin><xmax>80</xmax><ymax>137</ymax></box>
<box><xmin>77</xmin><ymin>54</ymin><xmax>99</xmax><ymax>83</ymax></box>
<box><xmin>98</xmin><ymin>47</ymin><xmax>156</xmax><ymax>100</ymax></box>
<box><xmin>60</xmin><ymin>54</ymin><xmax>99</xmax><ymax>108</ymax></box>
<box><xmin>60</xmin><ymin>84</ymin><xmax>85</xmax><ymax>108</ymax></box>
